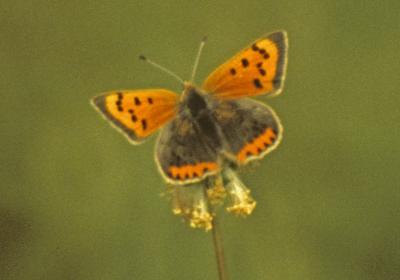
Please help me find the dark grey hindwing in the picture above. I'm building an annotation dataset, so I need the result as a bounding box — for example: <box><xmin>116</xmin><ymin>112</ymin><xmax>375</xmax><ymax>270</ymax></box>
<box><xmin>156</xmin><ymin>114</ymin><xmax>220</xmax><ymax>183</ymax></box>
<box><xmin>211</xmin><ymin>98</ymin><xmax>282</xmax><ymax>163</ymax></box>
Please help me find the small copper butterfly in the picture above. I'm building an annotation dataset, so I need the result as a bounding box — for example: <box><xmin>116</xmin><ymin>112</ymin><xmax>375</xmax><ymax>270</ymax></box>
<box><xmin>91</xmin><ymin>31</ymin><xmax>288</xmax><ymax>185</ymax></box>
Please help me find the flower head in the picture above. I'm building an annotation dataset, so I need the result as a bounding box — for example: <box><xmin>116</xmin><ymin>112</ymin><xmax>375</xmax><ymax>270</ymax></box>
<box><xmin>223</xmin><ymin>168</ymin><xmax>256</xmax><ymax>216</ymax></box>
<box><xmin>167</xmin><ymin>167</ymin><xmax>256</xmax><ymax>231</ymax></box>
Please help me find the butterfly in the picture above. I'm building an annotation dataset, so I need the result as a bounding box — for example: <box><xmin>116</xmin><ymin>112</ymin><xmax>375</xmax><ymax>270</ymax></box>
<box><xmin>91</xmin><ymin>31</ymin><xmax>288</xmax><ymax>185</ymax></box>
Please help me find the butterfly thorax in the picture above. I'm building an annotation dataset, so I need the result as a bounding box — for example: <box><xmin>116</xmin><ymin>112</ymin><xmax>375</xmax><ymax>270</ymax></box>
<box><xmin>181</xmin><ymin>84</ymin><xmax>209</xmax><ymax>116</ymax></box>
<box><xmin>179</xmin><ymin>84</ymin><xmax>222</xmax><ymax>150</ymax></box>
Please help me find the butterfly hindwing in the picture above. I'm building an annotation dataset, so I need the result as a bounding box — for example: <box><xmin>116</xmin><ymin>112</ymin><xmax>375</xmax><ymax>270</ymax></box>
<box><xmin>212</xmin><ymin>98</ymin><xmax>282</xmax><ymax>164</ymax></box>
<box><xmin>203</xmin><ymin>31</ymin><xmax>288</xmax><ymax>99</ymax></box>
<box><xmin>156</xmin><ymin>114</ymin><xmax>220</xmax><ymax>184</ymax></box>
<box><xmin>91</xmin><ymin>89</ymin><xmax>179</xmax><ymax>144</ymax></box>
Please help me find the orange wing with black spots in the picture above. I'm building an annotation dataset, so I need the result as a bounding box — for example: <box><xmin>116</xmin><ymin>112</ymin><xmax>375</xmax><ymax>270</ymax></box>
<box><xmin>202</xmin><ymin>31</ymin><xmax>288</xmax><ymax>99</ymax></box>
<box><xmin>156</xmin><ymin>114</ymin><xmax>220</xmax><ymax>185</ymax></box>
<box><xmin>91</xmin><ymin>89</ymin><xmax>179</xmax><ymax>144</ymax></box>
<box><xmin>212</xmin><ymin>98</ymin><xmax>282</xmax><ymax>164</ymax></box>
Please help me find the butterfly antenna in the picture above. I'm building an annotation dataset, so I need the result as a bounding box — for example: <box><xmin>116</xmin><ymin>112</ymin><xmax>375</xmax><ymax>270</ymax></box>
<box><xmin>139</xmin><ymin>55</ymin><xmax>185</xmax><ymax>85</ymax></box>
<box><xmin>190</xmin><ymin>36</ymin><xmax>207</xmax><ymax>83</ymax></box>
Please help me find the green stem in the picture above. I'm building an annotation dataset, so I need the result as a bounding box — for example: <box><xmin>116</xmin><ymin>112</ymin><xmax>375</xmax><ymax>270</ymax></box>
<box><xmin>211</xmin><ymin>214</ymin><xmax>228</xmax><ymax>280</ymax></box>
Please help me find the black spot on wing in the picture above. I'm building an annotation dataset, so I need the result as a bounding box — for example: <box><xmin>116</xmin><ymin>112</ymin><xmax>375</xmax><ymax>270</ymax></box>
<box><xmin>116</xmin><ymin>92</ymin><xmax>124</xmax><ymax>111</ymax></box>
<box><xmin>134</xmin><ymin>97</ymin><xmax>141</xmax><ymax>106</ymax></box>
<box><xmin>263</xmin><ymin>142</ymin><xmax>271</xmax><ymax>148</ymax></box>
<box><xmin>141</xmin><ymin>119</ymin><xmax>147</xmax><ymax>130</ymax></box>
<box><xmin>92</xmin><ymin>95</ymin><xmax>140</xmax><ymax>141</ymax></box>
<box><xmin>251</xmin><ymin>43</ymin><xmax>259</xmax><ymax>51</ymax></box>
<box><xmin>241</xmin><ymin>58</ymin><xmax>249</xmax><ymax>68</ymax></box>
<box><xmin>253</xmin><ymin>78</ymin><xmax>263</xmax><ymax>89</ymax></box>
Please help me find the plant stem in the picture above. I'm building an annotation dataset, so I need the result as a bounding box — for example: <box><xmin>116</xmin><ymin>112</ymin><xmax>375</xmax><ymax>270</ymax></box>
<box><xmin>211</xmin><ymin>214</ymin><xmax>228</xmax><ymax>280</ymax></box>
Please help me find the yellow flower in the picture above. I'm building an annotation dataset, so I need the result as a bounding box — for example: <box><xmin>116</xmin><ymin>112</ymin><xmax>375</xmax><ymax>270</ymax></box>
<box><xmin>224</xmin><ymin>168</ymin><xmax>256</xmax><ymax>216</ymax></box>
<box><xmin>167</xmin><ymin>167</ymin><xmax>256</xmax><ymax>231</ymax></box>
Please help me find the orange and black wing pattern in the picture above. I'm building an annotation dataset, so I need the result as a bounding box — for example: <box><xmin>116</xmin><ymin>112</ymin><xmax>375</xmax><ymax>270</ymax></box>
<box><xmin>202</xmin><ymin>31</ymin><xmax>288</xmax><ymax>99</ymax></box>
<box><xmin>91</xmin><ymin>89</ymin><xmax>179</xmax><ymax>144</ymax></box>
<box><xmin>212</xmin><ymin>98</ymin><xmax>282</xmax><ymax>165</ymax></box>
<box><xmin>156</xmin><ymin>114</ymin><xmax>220</xmax><ymax>184</ymax></box>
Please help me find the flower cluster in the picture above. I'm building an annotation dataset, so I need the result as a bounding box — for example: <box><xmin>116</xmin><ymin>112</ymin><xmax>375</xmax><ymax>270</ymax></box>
<box><xmin>166</xmin><ymin>167</ymin><xmax>256</xmax><ymax>231</ymax></box>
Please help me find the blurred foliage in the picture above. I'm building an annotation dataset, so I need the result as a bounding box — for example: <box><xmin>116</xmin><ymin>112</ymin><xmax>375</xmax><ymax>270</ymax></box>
<box><xmin>1</xmin><ymin>1</ymin><xmax>399</xmax><ymax>279</ymax></box>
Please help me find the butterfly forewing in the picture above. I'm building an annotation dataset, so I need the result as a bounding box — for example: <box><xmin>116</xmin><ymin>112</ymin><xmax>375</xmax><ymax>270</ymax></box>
<box><xmin>91</xmin><ymin>89</ymin><xmax>179</xmax><ymax>144</ymax></box>
<box><xmin>202</xmin><ymin>31</ymin><xmax>288</xmax><ymax>99</ymax></box>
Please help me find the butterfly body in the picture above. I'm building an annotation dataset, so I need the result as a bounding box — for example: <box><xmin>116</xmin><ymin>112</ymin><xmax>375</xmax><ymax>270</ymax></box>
<box><xmin>156</xmin><ymin>83</ymin><xmax>282</xmax><ymax>184</ymax></box>
<box><xmin>92</xmin><ymin>31</ymin><xmax>288</xmax><ymax>185</ymax></box>
<box><xmin>179</xmin><ymin>84</ymin><xmax>223</xmax><ymax>150</ymax></box>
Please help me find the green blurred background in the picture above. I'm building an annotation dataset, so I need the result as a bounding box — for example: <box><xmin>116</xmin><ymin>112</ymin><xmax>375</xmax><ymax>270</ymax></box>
<box><xmin>1</xmin><ymin>1</ymin><xmax>399</xmax><ymax>279</ymax></box>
